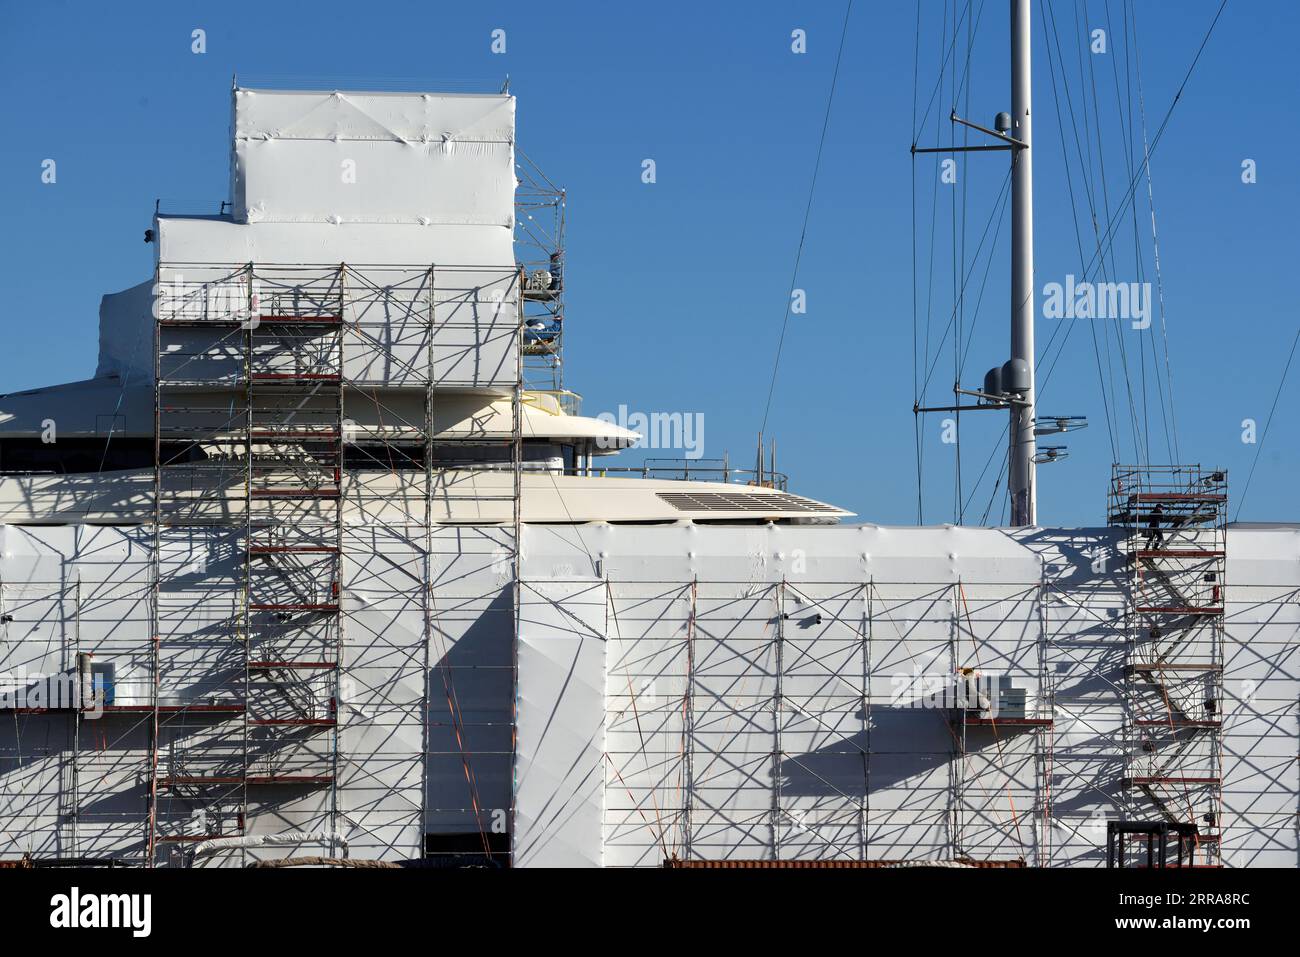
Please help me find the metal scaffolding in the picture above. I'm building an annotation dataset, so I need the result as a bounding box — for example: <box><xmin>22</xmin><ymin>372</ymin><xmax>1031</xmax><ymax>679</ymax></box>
<box><xmin>596</xmin><ymin>575</ymin><xmax>1054</xmax><ymax>867</ymax></box>
<box><xmin>515</xmin><ymin>149</ymin><xmax>566</xmax><ymax>392</ymax></box>
<box><xmin>945</xmin><ymin>578</ymin><xmax>1055</xmax><ymax>866</ymax></box>
<box><xmin>149</xmin><ymin>261</ymin><xmax>523</xmax><ymax>866</ymax></box>
<box><xmin>1109</xmin><ymin>464</ymin><xmax>1227</xmax><ymax>868</ymax></box>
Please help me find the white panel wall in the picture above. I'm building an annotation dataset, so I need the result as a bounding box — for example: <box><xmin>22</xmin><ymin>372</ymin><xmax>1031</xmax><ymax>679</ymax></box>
<box><xmin>1222</xmin><ymin>525</ymin><xmax>1300</xmax><ymax>867</ymax></box>
<box><xmin>515</xmin><ymin>579</ymin><xmax>606</xmax><ymax>867</ymax></box>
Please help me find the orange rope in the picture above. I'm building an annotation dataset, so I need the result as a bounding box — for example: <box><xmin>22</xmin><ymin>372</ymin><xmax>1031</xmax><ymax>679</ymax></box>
<box><xmin>428</xmin><ymin>589</ymin><xmax>494</xmax><ymax>858</ymax></box>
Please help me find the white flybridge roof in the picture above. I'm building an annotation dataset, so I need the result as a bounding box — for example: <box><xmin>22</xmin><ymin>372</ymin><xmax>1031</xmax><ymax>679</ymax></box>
<box><xmin>0</xmin><ymin>469</ymin><xmax>852</xmax><ymax>525</ymax></box>
<box><xmin>0</xmin><ymin>381</ymin><xmax>638</xmax><ymax>446</ymax></box>
<box><xmin>230</xmin><ymin>87</ymin><xmax>516</xmax><ymax>227</ymax></box>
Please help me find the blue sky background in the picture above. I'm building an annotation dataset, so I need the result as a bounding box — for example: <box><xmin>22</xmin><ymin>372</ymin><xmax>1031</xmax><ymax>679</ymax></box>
<box><xmin>1</xmin><ymin>0</ymin><xmax>1296</xmax><ymax>526</ymax></box>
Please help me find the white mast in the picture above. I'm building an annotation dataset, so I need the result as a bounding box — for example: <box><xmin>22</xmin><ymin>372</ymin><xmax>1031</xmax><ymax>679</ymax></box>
<box><xmin>1009</xmin><ymin>0</ymin><xmax>1037</xmax><ymax>526</ymax></box>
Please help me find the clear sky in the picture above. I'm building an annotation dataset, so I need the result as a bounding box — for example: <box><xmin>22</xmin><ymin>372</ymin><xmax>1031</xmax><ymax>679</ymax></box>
<box><xmin>1</xmin><ymin>0</ymin><xmax>1296</xmax><ymax>526</ymax></box>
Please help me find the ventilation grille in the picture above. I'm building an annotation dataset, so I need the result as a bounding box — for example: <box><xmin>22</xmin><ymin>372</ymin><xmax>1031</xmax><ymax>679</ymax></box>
<box><xmin>655</xmin><ymin>490</ymin><xmax>840</xmax><ymax>514</ymax></box>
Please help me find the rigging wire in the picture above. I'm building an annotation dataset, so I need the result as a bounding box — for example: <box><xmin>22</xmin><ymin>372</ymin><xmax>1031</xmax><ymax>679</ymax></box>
<box><xmin>1036</xmin><ymin>2</ymin><xmax>1117</xmax><ymax>464</ymax></box>
<box><xmin>1034</xmin><ymin>0</ymin><xmax>1230</xmax><ymax>411</ymax></box>
<box><xmin>913</xmin><ymin>0</ymin><xmax>985</xmax><ymax>140</ymax></box>
<box><xmin>1048</xmin><ymin>0</ymin><xmax>1144</xmax><ymax>464</ymax></box>
<box><xmin>923</xmin><ymin>0</ymin><xmax>1228</xmax><ymax>521</ymax></box>
<box><xmin>954</xmin><ymin>0</ymin><xmax>977</xmax><ymax>522</ymax></box>
<box><xmin>918</xmin><ymin>0</ymin><xmax>951</xmax><ymax>509</ymax></box>
<box><xmin>917</xmin><ymin>168</ymin><xmax>1013</xmax><ymax>399</ymax></box>
<box><xmin>1109</xmin><ymin>0</ymin><xmax>1176</xmax><ymax>466</ymax></box>
<box><xmin>760</xmin><ymin>0</ymin><xmax>854</xmax><ymax>435</ymax></box>
<box><xmin>1074</xmin><ymin>0</ymin><xmax>1229</xmax><ymax>285</ymax></box>
<box><xmin>915</xmin><ymin>0</ymin><xmax>989</xmax><ymax>522</ymax></box>
<box><xmin>912</xmin><ymin>152</ymin><xmax>1009</xmax><ymax>524</ymax></box>
<box><xmin>1083</xmin><ymin>0</ymin><xmax>1147</xmax><ymax>465</ymax></box>
<box><xmin>957</xmin><ymin>183</ymin><xmax>1012</xmax><ymax>376</ymax></box>
<box><xmin>1129</xmin><ymin>0</ymin><xmax>1181</xmax><ymax>462</ymax></box>
<box><xmin>1234</xmin><ymin>326</ymin><xmax>1300</xmax><ymax>520</ymax></box>
<box><xmin>912</xmin><ymin>1</ymin><xmax>924</xmax><ymax>524</ymax></box>
<box><xmin>1101</xmin><ymin>0</ymin><xmax>1163</xmax><ymax>466</ymax></box>
<box><xmin>971</xmin><ymin>0</ymin><xmax>1225</xmax><ymax>519</ymax></box>
<box><xmin>963</xmin><ymin>420</ymin><xmax>1009</xmax><ymax>519</ymax></box>
<box><xmin>952</xmin><ymin>0</ymin><xmax>961</xmax><ymax>522</ymax></box>
<box><xmin>952</xmin><ymin>0</ymin><xmax>987</xmax><ymax>106</ymax></box>
<box><xmin>981</xmin><ymin>451</ymin><xmax>1009</xmax><ymax>526</ymax></box>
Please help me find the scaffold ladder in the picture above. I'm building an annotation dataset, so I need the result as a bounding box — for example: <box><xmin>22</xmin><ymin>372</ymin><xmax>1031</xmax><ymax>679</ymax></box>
<box><xmin>1109</xmin><ymin>464</ymin><xmax>1227</xmax><ymax>868</ymax></box>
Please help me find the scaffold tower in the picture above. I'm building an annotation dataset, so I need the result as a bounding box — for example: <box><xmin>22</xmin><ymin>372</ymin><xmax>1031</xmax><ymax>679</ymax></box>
<box><xmin>1109</xmin><ymin>464</ymin><xmax>1227</xmax><ymax>868</ymax></box>
<box><xmin>515</xmin><ymin>149</ymin><xmax>566</xmax><ymax>392</ymax></box>
<box><xmin>149</xmin><ymin>261</ymin><xmax>523</xmax><ymax>866</ymax></box>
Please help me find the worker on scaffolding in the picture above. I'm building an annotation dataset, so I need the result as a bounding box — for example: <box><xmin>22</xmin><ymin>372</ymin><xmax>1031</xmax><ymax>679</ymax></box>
<box><xmin>1144</xmin><ymin>503</ymin><xmax>1165</xmax><ymax>550</ymax></box>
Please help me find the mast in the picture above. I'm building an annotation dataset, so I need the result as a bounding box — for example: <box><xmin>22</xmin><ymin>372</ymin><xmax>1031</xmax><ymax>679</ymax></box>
<box><xmin>1009</xmin><ymin>0</ymin><xmax>1036</xmax><ymax>526</ymax></box>
<box><xmin>914</xmin><ymin>0</ymin><xmax>1067</xmax><ymax>523</ymax></box>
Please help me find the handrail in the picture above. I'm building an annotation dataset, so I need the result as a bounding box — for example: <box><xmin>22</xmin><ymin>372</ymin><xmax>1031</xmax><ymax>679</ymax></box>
<box><xmin>523</xmin><ymin>390</ymin><xmax>582</xmax><ymax>416</ymax></box>
<box><xmin>565</xmin><ymin>461</ymin><xmax>788</xmax><ymax>491</ymax></box>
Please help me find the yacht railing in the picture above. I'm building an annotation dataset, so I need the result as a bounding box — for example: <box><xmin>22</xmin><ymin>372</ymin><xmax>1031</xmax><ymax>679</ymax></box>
<box><xmin>523</xmin><ymin>390</ymin><xmax>582</xmax><ymax>416</ymax></box>
<box><xmin>568</xmin><ymin>457</ymin><xmax>789</xmax><ymax>491</ymax></box>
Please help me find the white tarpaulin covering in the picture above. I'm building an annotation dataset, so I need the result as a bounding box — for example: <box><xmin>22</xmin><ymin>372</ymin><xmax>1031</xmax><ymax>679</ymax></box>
<box><xmin>14</xmin><ymin>88</ymin><xmax>520</xmax><ymax>408</ymax></box>
<box><xmin>0</xmin><ymin>522</ymin><xmax>1294</xmax><ymax>866</ymax></box>
<box><xmin>96</xmin><ymin>280</ymin><xmax>154</xmax><ymax>380</ymax></box>
<box><xmin>516</xmin><ymin>523</ymin><xmax>1300</xmax><ymax>868</ymax></box>
<box><xmin>231</xmin><ymin>89</ymin><xmax>515</xmax><ymax>226</ymax></box>
<box><xmin>155</xmin><ymin>218</ymin><xmax>511</xmax><ymax>269</ymax></box>
<box><xmin>515</xmin><ymin>580</ymin><xmax>607</xmax><ymax>867</ymax></box>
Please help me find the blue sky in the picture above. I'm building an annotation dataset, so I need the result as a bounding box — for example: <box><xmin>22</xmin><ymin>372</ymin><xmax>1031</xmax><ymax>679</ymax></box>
<box><xmin>1</xmin><ymin>0</ymin><xmax>1296</xmax><ymax>525</ymax></box>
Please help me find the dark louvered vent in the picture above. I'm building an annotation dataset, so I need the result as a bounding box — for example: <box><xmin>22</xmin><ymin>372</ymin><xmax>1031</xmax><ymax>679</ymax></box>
<box><xmin>655</xmin><ymin>490</ymin><xmax>840</xmax><ymax>513</ymax></box>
